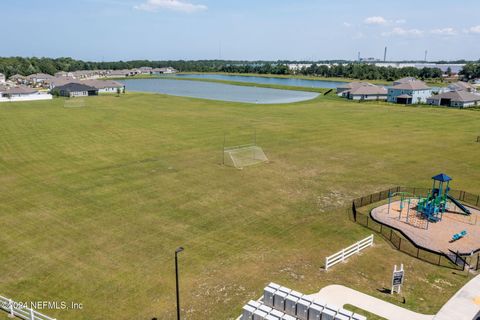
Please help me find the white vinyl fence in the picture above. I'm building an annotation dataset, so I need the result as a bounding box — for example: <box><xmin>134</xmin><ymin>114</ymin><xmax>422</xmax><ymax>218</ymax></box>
<box><xmin>0</xmin><ymin>295</ymin><xmax>56</xmax><ymax>320</ymax></box>
<box><xmin>325</xmin><ymin>234</ymin><xmax>374</xmax><ymax>270</ymax></box>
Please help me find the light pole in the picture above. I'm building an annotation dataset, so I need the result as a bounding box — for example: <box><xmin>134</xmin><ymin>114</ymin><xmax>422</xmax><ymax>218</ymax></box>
<box><xmin>175</xmin><ymin>247</ymin><xmax>184</xmax><ymax>320</ymax></box>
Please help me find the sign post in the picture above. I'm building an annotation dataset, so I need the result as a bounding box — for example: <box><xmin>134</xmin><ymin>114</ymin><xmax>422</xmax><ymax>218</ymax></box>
<box><xmin>392</xmin><ymin>264</ymin><xmax>404</xmax><ymax>294</ymax></box>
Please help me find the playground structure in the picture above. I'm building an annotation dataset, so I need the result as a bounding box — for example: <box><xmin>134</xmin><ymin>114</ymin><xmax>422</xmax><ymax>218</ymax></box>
<box><xmin>388</xmin><ymin>191</ymin><xmax>428</xmax><ymax>229</ymax></box>
<box><xmin>388</xmin><ymin>174</ymin><xmax>471</xmax><ymax>229</ymax></box>
<box><xmin>369</xmin><ymin>175</ymin><xmax>480</xmax><ymax>258</ymax></box>
<box><xmin>417</xmin><ymin>173</ymin><xmax>470</xmax><ymax>222</ymax></box>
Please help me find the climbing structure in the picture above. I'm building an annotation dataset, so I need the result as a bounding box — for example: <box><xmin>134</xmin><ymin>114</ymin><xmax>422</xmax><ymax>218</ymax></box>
<box><xmin>417</xmin><ymin>173</ymin><xmax>470</xmax><ymax>223</ymax></box>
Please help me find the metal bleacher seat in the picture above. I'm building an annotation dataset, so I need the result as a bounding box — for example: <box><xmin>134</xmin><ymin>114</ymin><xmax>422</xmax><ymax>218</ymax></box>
<box><xmin>240</xmin><ymin>284</ymin><xmax>368</xmax><ymax>320</ymax></box>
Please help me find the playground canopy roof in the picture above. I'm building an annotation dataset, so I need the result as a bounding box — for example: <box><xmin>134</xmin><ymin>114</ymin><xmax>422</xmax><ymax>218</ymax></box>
<box><xmin>432</xmin><ymin>173</ymin><xmax>452</xmax><ymax>182</ymax></box>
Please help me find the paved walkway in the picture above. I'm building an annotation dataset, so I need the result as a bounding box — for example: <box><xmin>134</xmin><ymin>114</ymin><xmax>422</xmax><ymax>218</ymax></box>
<box><xmin>306</xmin><ymin>285</ymin><xmax>434</xmax><ymax>320</ymax></box>
<box><xmin>433</xmin><ymin>274</ymin><xmax>480</xmax><ymax>320</ymax></box>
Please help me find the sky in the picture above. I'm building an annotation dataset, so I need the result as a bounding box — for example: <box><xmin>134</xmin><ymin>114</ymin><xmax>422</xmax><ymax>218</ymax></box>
<box><xmin>2</xmin><ymin>0</ymin><xmax>480</xmax><ymax>61</ymax></box>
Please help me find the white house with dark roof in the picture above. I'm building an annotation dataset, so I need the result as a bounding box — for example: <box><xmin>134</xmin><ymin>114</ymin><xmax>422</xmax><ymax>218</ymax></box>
<box><xmin>427</xmin><ymin>91</ymin><xmax>480</xmax><ymax>108</ymax></box>
<box><xmin>388</xmin><ymin>80</ymin><xmax>432</xmax><ymax>104</ymax></box>
<box><xmin>53</xmin><ymin>83</ymin><xmax>99</xmax><ymax>97</ymax></box>
<box><xmin>0</xmin><ymin>73</ymin><xmax>5</xmax><ymax>83</ymax></box>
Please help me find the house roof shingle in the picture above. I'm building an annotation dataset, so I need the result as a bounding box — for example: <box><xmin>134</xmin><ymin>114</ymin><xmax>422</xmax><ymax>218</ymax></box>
<box><xmin>54</xmin><ymin>83</ymin><xmax>98</xmax><ymax>92</ymax></box>
<box><xmin>391</xmin><ymin>80</ymin><xmax>431</xmax><ymax>90</ymax></box>
<box><xmin>428</xmin><ymin>90</ymin><xmax>480</xmax><ymax>103</ymax></box>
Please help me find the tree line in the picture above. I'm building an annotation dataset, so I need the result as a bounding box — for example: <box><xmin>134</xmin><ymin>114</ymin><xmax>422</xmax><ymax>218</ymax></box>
<box><xmin>1</xmin><ymin>56</ymin><xmax>477</xmax><ymax>81</ymax></box>
<box><xmin>459</xmin><ymin>62</ymin><xmax>480</xmax><ymax>80</ymax></box>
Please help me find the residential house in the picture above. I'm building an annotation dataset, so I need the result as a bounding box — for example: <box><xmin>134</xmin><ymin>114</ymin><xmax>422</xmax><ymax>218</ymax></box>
<box><xmin>337</xmin><ymin>82</ymin><xmax>388</xmax><ymax>100</ymax></box>
<box><xmin>336</xmin><ymin>82</ymin><xmax>372</xmax><ymax>94</ymax></box>
<box><xmin>26</xmin><ymin>73</ymin><xmax>54</xmax><ymax>86</ymax></box>
<box><xmin>46</xmin><ymin>77</ymin><xmax>79</xmax><ymax>89</ymax></box>
<box><xmin>448</xmin><ymin>81</ymin><xmax>476</xmax><ymax>93</ymax></box>
<box><xmin>83</xmin><ymin>80</ymin><xmax>125</xmax><ymax>93</ymax></box>
<box><xmin>138</xmin><ymin>67</ymin><xmax>153</xmax><ymax>74</ymax></box>
<box><xmin>387</xmin><ymin>80</ymin><xmax>432</xmax><ymax>104</ymax></box>
<box><xmin>151</xmin><ymin>67</ymin><xmax>178</xmax><ymax>74</ymax></box>
<box><xmin>54</xmin><ymin>71</ymin><xmax>74</xmax><ymax>78</ymax></box>
<box><xmin>71</xmin><ymin>70</ymin><xmax>103</xmax><ymax>80</ymax></box>
<box><xmin>0</xmin><ymin>85</ymin><xmax>52</xmax><ymax>102</ymax></box>
<box><xmin>9</xmin><ymin>74</ymin><xmax>27</xmax><ymax>84</ymax></box>
<box><xmin>342</xmin><ymin>85</ymin><xmax>388</xmax><ymax>101</ymax></box>
<box><xmin>104</xmin><ymin>69</ymin><xmax>137</xmax><ymax>78</ymax></box>
<box><xmin>53</xmin><ymin>83</ymin><xmax>98</xmax><ymax>97</ymax></box>
<box><xmin>393</xmin><ymin>77</ymin><xmax>417</xmax><ymax>85</ymax></box>
<box><xmin>427</xmin><ymin>91</ymin><xmax>480</xmax><ymax>108</ymax></box>
<box><xmin>0</xmin><ymin>73</ymin><xmax>5</xmax><ymax>83</ymax></box>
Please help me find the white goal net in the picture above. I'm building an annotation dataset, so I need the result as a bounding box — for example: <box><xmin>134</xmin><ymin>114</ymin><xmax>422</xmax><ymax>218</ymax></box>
<box><xmin>223</xmin><ymin>145</ymin><xmax>268</xmax><ymax>169</ymax></box>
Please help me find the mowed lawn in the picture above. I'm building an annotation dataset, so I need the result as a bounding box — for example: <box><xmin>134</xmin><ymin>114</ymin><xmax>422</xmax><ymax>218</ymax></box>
<box><xmin>0</xmin><ymin>93</ymin><xmax>479</xmax><ymax>319</ymax></box>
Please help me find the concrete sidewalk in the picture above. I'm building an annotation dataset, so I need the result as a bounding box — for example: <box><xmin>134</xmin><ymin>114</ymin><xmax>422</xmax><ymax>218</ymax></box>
<box><xmin>433</xmin><ymin>274</ymin><xmax>480</xmax><ymax>320</ymax></box>
<box><xmin>306</xmin><ymin>285</ymin><xmax>434</xmax><ymax>320</ymax></box>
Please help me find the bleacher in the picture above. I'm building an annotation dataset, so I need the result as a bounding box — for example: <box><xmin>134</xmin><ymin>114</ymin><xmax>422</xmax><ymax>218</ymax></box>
<box><xmin>240</xmin><ymin>283</ymin><xmax>367</xmax><ymax>320</ymax></box>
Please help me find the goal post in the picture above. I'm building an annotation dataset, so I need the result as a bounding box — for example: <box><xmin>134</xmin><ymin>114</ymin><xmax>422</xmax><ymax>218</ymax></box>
<box><xmin>222</xmin><ymin>129</ymin><xmax>268</xmax><ymax>169</ymax></box>
<box><xmin>223</xmin><ymin>144</ymin><xmax>268</xmax><ymax>169</ymax></box>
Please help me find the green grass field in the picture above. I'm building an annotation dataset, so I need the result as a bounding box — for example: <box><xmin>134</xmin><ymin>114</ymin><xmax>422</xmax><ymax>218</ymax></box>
<box><xmin>0</xmin><ymin>93</ymin><xmax>479</xmax><ymax>319</ymax></box>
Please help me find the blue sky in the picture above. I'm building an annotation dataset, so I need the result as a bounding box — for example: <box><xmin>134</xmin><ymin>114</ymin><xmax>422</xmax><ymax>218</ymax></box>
<box><xmin>2</xmin><ymin>0</ymin><xmax>480</xmax><ymax>61</ymax></box>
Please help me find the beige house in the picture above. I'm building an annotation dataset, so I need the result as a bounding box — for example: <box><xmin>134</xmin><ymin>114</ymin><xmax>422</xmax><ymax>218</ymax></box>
<box><xmin>82</xmin><ymin>80</ymin><xmax>125</xmax><ymax>93</ymax></box>
<box><xmin>338</xmin><ymin>82</ymin><xmax>388</xmax><ymax>101</ymax></box>
<box><xmin>448</xmin><ymin>81</ymin><xmax>476</xmax><ymax>93</ymax></box>
<box><xmin>427</xmin><ymin>91</ymin><xmax>480</xmax><ymax>108</ymax></box>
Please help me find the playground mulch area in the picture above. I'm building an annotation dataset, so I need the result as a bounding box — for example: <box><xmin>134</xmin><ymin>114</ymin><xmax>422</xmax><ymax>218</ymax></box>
<box><xmin>371</xmin><ymin>200</ymin><xmax>480</xmax><ymax>255</ymax></box>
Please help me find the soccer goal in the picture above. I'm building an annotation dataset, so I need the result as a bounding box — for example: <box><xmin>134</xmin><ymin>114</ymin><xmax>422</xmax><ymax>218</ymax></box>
<box><xmin>223</xmin><ymin>144</ymin><xmax>268</xmax><ymax>169</ymax></box>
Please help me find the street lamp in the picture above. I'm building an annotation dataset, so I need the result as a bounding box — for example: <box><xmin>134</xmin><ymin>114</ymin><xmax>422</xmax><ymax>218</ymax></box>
<box><xmin>175</xmin><ymin>247</ymin><xmax>184</xmax><ymax>320</ymax></box>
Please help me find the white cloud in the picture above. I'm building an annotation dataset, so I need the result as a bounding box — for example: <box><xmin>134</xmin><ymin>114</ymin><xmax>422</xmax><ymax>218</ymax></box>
<box><xmin>430</xmin><ymin>27</ymin><xmax>456</xmax><ymax>36</ymax></box>
<box><xmin>382</xmin><ymin>27</ymin><xmax>424</xmax><ymax>37</ymax></box>
<box><xmin>364</xmin><ymin>16</ymin><xmax>387</xmax><ymax>25</ymax></box>
<box><xmin>395</xmin><ymin>19</ymin><xmax>406</xmax><ymax>24</ymax></box>
<box><xmin>467</xmin><ymin>25</ymin><xmax>480</xmax><ymax>34</ymax></box>
<box><xmin>343</xmin><ymin>22</ymin><xmax>352</xmax><ymax>27</ymax></box>
<box><xmin>134</xmin><ymin>0</ymin><xmax>207</xmax><ymax>13</ymax></box>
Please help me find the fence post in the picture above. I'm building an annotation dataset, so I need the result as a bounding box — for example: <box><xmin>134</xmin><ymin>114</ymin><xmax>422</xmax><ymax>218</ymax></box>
<box><xmin>352</xmin><ymin>201</ymin><xmax>357</xmax><ymax>222</ymax></box>
<box><xmin>399</xmin><ymin>238</ymin><xmax>402</xmax><ymax>250</ymax></box>
<box><xmin>438</xmin><ymin>255</ymin><xmax>441</xmax><ymax>266</ymax></box>
<box><xmin>342</xmin><ymin>249</ymin><xmax>345</xmax><ymax>262</ymax></box>
<box><xmin>417</xmin><ymin>247</ymin><xmax>420</xmax><ymax>258</ymax></box>
<box><xmin>389</xmin><ymin>229</ymin><xmax>393</xmax><ymax>240</ymax></box>
<box><xmin>30</xmin><ymin>308</ymin><xmax>34</xmax><ymax>320</ymax></box>
<box><xmin>476</xmin><ymin>195</ymin><xmax>479</xmax><ymax>207</ymax></box>
<box><xmin>366</xmin><ymin>216</ymin><xmax>369</xmax><ymax>228</ymax></box>
<box><xmin>325</xmin><ymin>257</ymin><xmax>328</xmax><ymax>271</ymax></box>
<box><xmin>356</xmin><ymin>241</ymin><xmax>360</xmax><ymax>253</ymax></box>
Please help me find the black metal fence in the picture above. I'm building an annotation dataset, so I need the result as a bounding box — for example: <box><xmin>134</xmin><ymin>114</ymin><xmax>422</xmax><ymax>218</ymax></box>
<box><xmin>351</xmin><ymin>186</ymin><xmax>480</xmax><ymax>271</ymax></box>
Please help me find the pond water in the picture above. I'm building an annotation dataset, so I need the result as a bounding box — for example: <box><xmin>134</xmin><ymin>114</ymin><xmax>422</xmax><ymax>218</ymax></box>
<box><xmin>173</xmin><ymin>73</ymin><xmax>346</xmax><ymax>89</ymax></box>
<box><xmin>120</xmin><ymin>78</ymin><xmax>319</xmax><ymax>104</ymax></box>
